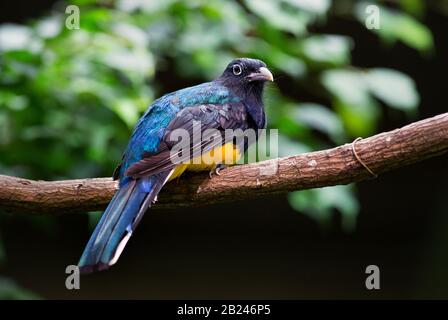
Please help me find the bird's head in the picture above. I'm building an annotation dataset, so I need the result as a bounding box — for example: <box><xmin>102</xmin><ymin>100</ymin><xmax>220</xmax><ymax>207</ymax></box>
<box><xmin>217</xmin><ymin>58</ymin><xmax>274</xmax><ymax>96</ymax></box>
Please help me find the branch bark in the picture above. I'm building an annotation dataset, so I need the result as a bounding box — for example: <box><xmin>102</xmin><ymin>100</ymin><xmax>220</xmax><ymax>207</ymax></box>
<box><xmin>1</xmin><ymin>113</ymin><xmax>447</xmax><ymax>214</ymax></box>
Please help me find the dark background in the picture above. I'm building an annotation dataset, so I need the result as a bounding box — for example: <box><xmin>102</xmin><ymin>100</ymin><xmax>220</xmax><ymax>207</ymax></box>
<box><xmin>0</xmin><ymin>1</ymin><xmax>447</xmax><ymax>299</ymax></box>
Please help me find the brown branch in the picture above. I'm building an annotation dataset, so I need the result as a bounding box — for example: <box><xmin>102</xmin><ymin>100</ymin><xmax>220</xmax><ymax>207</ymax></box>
<box><xmin>1</xmin><ymin>113</ymin><xmax>447</xmax><ymax>214</ymax></box>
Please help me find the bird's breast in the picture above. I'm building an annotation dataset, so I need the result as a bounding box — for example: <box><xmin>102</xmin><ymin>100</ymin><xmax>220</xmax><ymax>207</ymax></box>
<box><xmin>168</xmin><ymin>142</ymin><xmax>241</xmax><ymax>181</ymax></box>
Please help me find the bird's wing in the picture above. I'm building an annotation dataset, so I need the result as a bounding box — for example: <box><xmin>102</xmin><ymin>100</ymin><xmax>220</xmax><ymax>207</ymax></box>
<box><xmin>124</xmin><ymin>102</ymin><xmax>248</xmax><ymax>179</ymax></box>
<box><xmin>115</xmin><ymin>82</ymin><xmax>240</xmax><ymax>181</ymax></box>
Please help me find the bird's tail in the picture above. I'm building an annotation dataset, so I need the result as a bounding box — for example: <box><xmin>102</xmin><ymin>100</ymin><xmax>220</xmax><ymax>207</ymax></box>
<box><xmin>78</xmin><ymin>172</ymin><xmax>171</xmax><ymax>273</ymax></box>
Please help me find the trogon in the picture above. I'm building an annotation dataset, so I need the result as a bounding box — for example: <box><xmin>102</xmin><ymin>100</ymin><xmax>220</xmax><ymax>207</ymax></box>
<box><xmin>78</xmin><ymin>58</ymin><xmax>274</xmax><ymax>273</ymax></box>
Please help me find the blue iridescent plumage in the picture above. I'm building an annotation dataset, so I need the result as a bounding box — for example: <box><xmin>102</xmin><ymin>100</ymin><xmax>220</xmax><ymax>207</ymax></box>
<box><xmin>78</xmin><ymin>58</ymin><xmax>273</xmax><ymax>272</ymax></box>
<box><xmin>118</xmin><ymin>82</ymin><xmax>239</xmax><ymax>182</ymax></box>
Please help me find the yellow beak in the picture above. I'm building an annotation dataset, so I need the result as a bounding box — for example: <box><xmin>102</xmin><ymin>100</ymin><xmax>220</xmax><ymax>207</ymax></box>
<box><xmin>258</xmin><ymin>67</ymin><xmax>274</xmax><ymax>82</ymax></box>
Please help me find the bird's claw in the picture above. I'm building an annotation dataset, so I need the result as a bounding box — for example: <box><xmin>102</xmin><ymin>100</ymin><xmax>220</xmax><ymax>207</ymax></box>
<box><xmin>209</xmin><ymin>164</ymin><xmax>226</xmax><ymax>179</ymax></box>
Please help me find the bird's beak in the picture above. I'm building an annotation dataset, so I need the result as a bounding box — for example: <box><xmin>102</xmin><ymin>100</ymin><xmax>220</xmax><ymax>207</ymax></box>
<box><xmin>247</xmin><ymin>67</ymin><xmax>274</xmax><ymax>82</ymax></box>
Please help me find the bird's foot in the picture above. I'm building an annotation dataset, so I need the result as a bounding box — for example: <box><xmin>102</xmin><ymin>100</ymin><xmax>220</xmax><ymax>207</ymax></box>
<box><xmin>209</xmin><ymin>164</ymin><xmax>226</xmax><ymax>179</ymax></box>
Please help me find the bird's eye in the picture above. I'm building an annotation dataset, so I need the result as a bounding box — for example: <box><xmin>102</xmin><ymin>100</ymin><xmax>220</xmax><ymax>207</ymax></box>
<box><xmin>232</xmin><ymin>64</ymin><xmax>242</xmax><ymax>76</ymax></box>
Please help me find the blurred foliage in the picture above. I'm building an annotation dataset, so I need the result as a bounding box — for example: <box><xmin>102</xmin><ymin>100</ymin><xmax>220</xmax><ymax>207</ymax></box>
<box><xmin>289</xmin><ymin>185</ymin><xmax>359</xmax><ymax>232</ymax></box>
<box><xmin>0</xmin><ymin>0</ymin><xmax>433</xmax><ymax>228</ymax></box>
<box><xmin>0</xmin><ymin>0</ymin><xmax>437</xmax><ymax>297</ymax></box>
<box><xmin>0</xmin><ymin>277</ymin><xmax>40</xmax><ymax>299</ymax></box>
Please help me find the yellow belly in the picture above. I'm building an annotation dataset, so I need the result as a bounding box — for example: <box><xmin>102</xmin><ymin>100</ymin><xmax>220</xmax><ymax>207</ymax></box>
<box><xmin>168</xmin><ymin>142</ymin><xmax>240</xmax><ymax>181</ymax></box>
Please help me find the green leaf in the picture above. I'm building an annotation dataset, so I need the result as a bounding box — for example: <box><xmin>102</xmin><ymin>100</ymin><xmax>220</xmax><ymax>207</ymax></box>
<box><xmin>103</xmin><ymin>48</ymin><xmax>154</xmax><ymax>76</ymax></box>
<box><xmin>335</xmin><ymin>100</ymin><xmax>379</xmax><ymax>137</ymax></box>
<box><xmin>111</xmin><ymin>98</ymin><xmax>141</xmax><ymax>128</ymax></box>
<box><xmin>87</xmin><ymin>126</ymin><xmax>112</xmax><ymax>161</ymax></box>
<box><xmin>117</xmin><ymin>0</ymin><xmax>176</xmax><ymax>13</ymax></box>
<box><xmin>0</xmin><ymin>24</ymin><xmax>33</xmax><ymax>52</ymax></box>
<box><xmin>112</xmin><ymin>23</ymin><xmax>148</xmax><ymax>47</ymax></box>
<box><xmin>302</xmin><ymin>35</ymin><xmax>353</xmax><ymax>65</ymax></box>
<box><xmin>399</xmin><ymin>0</ymin><xmax>425</xmax><ymax>17</ymax></box>
<box><xmin>36</xmin><ymin>16</ymin><xmax>62</xmax><ymax>39</ymax></box>
<box><xmin>249</xmin><ymin>39</ymin><xmax>306</xmax><ymax>77</ymax></box>
<box><xmin>293</xmin><ymin>103</ymin><xmax>346</xmax><ymax>144</ymax></box>
<box><xmin>365</xmin><ymin>68</ymin><xmax>419</xmax><ymax>111</ymax></box>
<box><xmin>284</xmin><ymin>0</ymin><xmax>331</xmax><ymax>14</ymax></box>
<box><xmin>0</xmin><ymin>92</ymin><xmax>29</xmax><ymax>111</ymax></box>
<box><xmin>88</xmin><ymin>211</ymin><xmax>102</xmax><ymax>230</ymax></box>
<box><xmin>322</xmin><ymin>69</ymin><xmax>380</xmax><ymax>136</ymax></box>
<box><xmin>288</xmin><ymin>185</ymin><xmax>359</xmax><ymax>232</ymax></box>
<box><xmin>356</xmin><ymin>3</ymin><xmax>433</xmax><ymax>52</ymax></box>
<box><xmin>244</xmin><ymin>0</ymin><xmax>308</xmax><ymax>35</ymax></box>
<box><xmin>0</xmin><ymin>277</ymin><xmax>40</xmax><ymax>300</ymax></box>
<box><xmin>276</xmin><ymin>134</ymin><xmax>312</xmax><ymax>157</ymax></box>
<box><xmin>322</xmin><ymin>69</ymin><xmax>370</xmax><ymax>107</ymax></box>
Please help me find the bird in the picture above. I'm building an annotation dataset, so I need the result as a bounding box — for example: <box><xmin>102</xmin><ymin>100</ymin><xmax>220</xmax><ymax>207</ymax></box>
<box><xmin>78</xmin><ymin>58</ymin><xmax>274</xmax><ymax>273</ymax></box>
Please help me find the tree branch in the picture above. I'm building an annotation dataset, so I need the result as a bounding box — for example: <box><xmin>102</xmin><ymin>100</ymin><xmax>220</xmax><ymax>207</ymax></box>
<box><xmin>1</xmin><ymin>113</ymin><xmax>447</xmax><ymax>214</ymax></box>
